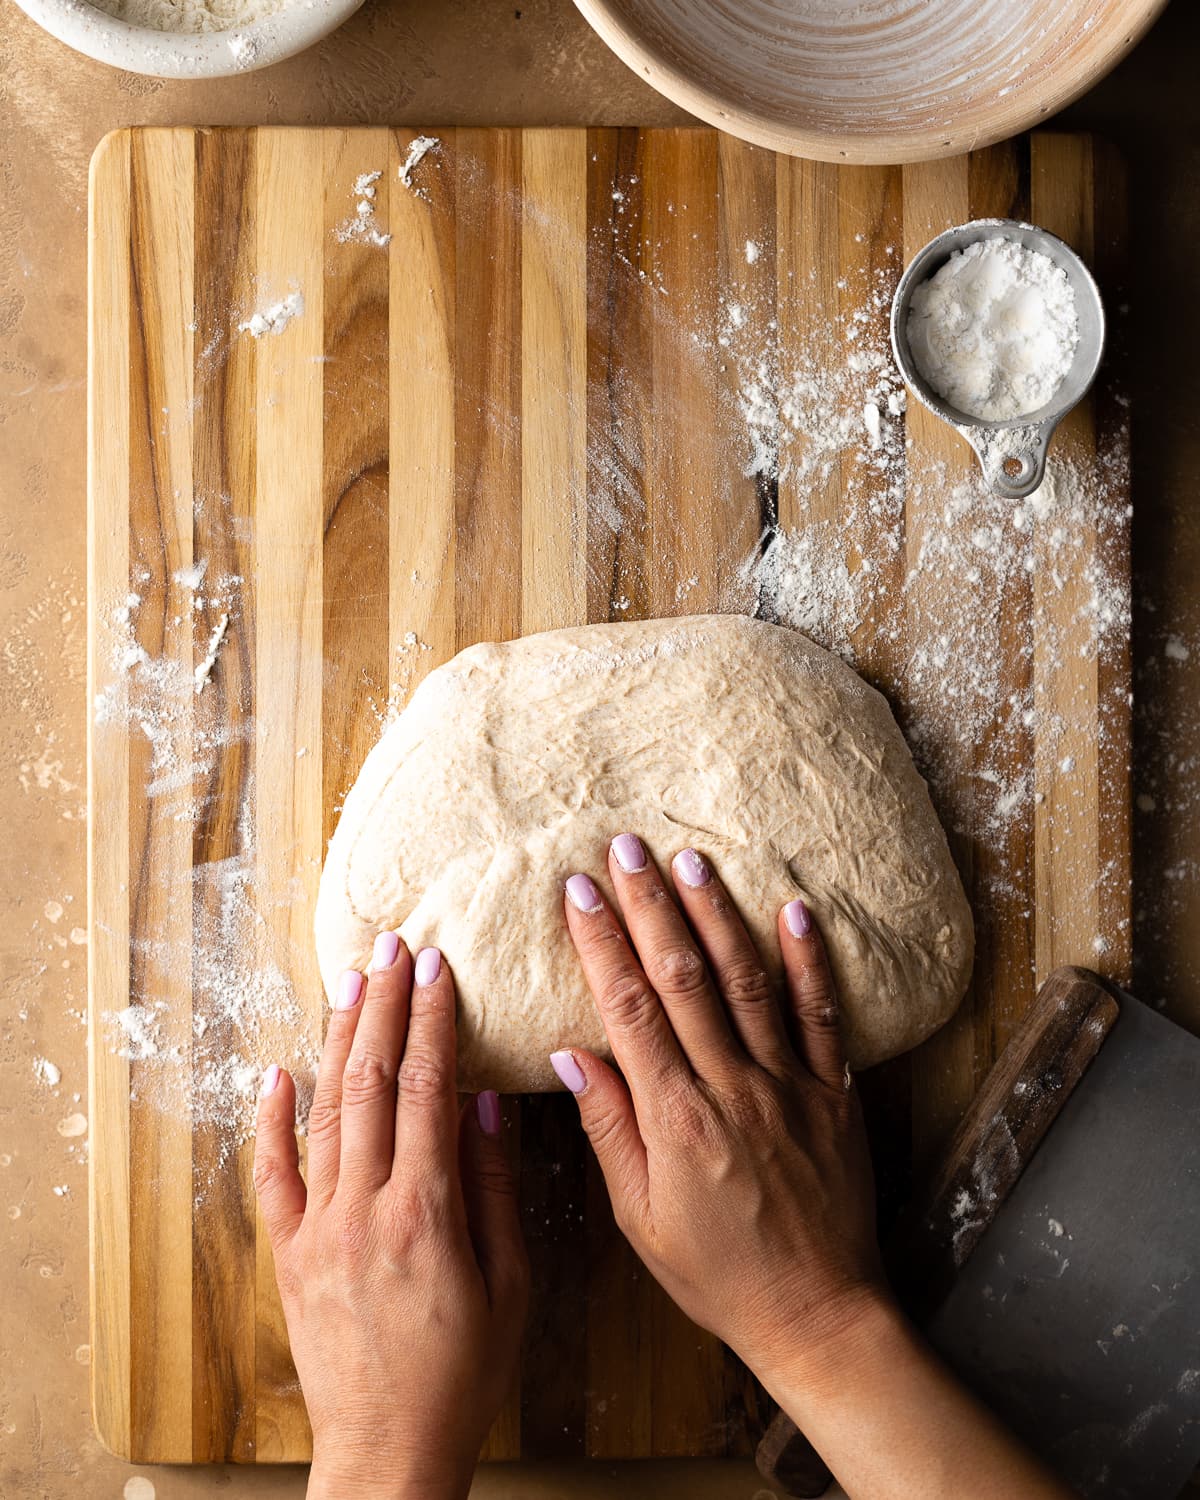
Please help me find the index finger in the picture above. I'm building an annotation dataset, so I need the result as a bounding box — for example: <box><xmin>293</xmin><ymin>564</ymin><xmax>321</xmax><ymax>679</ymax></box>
<box><xmin>563</xmin><ymin>871</ymin><xmax>691</xmax><ymax>1108</ymax></box>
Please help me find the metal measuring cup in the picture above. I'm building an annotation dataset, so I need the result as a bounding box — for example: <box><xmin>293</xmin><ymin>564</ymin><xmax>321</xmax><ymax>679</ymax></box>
<box><xmin>890</xmin><ymin>218</ymin><xmax>1106</xmax><ymax>500</ymax></box>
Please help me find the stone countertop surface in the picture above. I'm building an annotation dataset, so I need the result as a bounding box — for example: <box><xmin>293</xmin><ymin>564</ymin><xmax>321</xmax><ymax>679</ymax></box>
<box><xmin>2</xmin><ymin>1</ymin><xmax>1198</xmax><ymax>1496</ymax></box>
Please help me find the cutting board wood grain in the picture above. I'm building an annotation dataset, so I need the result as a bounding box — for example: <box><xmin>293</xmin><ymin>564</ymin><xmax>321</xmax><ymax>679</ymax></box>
<box><xmin>87</xmin><ymin>127</ymin><xmax>1130</xmax><ymax>1466</ymax></box>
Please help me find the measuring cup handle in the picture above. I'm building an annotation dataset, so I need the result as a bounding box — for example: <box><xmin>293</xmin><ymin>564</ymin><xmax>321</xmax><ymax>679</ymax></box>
<box><xmin>967</xmin><ymin>421</ymin><xmax>1056</xmax><ymax>500</ymax></box>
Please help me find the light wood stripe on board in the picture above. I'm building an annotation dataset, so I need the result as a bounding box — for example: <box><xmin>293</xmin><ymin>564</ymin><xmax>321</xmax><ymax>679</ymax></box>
<box><xmin>127</xmin><ymin>125</ymin><xmax>196</xmax><ymax>1463</ymax></box>
<box><xmin>389</xmin><ymin>127</ymin><xmax>457</xmax><ymax>684</ymax></box>
<box><xmin>252</xmin><ymin>127</ymin><xmax>324</xmax><ymax>1464</ymax></box>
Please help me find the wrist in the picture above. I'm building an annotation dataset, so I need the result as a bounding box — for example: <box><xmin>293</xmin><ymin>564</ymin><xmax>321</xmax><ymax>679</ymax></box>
<box><xmin>749</xmin><ymin>1280</ymin><xmax>907</xmax><ymax>1413</ymax></box>
<box><xmin>308</xmin><ymin>1447</ymin><xmax>473</xmax><ymax>1500</ymax></box>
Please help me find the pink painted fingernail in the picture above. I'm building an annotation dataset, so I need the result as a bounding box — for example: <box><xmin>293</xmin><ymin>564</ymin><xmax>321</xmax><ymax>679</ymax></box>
<box><xmin>565</xmin><ymin>873</ymin><xmax>603</xmax><ymax>913</ymax></box>
<box><xmin>673</xmin><ymin>848</ymin><xmax>710</xmax><ymax>888</ymax></box>
<box><xmin>476</xmin><ymin>1090</ymin><xmax>501</xmax><ymax>1136</ymax></box>
<box><xmin>784</xmin><ymin>898</ymin><xmax>813</xmax><ymax>938</ymax></box>
<box><xmin>415</xmin><ymin>946</ymin><xmax>442</xmax><ymax>986</ymax></box>
<box><xmin>611</xmin><ymin>833</ymin><xmax>647</xmax><ymax>873</ymax></box>
<box><xmin>260</xmin><ymin>1063</ymin><xmax>281</xmax><ymax>1098</ymax></box>
<box><xmin>372</xmin><ymin>930</ymin><xmax>400</xmax><ymax>969</ymax></box>
<box><xmin>550</xmin><ymin>1050</ymin><xmax>586</xmax><ymax>1094</ymax></box>
<box><xmin>335</xmin><ymin>969</ymin><xmax>364</xmax><ymax>1010</ymax></box>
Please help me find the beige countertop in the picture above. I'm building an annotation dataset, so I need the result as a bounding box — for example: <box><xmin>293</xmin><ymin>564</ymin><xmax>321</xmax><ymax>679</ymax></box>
<box><xmin>2</xmin><ymin>1</ymin><xmax>1198</xmax><ymax>1495</ymax></box>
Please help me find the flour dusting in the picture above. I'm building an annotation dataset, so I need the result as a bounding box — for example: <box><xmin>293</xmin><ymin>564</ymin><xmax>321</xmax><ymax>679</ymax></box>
<box><xmin>398</xmin><ymin>136</ymin><xmax>441</xmax><ymax>196</ymax></box>
<box><xmin>334</xmin><ymin>170</ymin><xmax>391</xmax><ymax>248</ymax></box>
<box><xmin>237</xmin><ymin>290</ymin><xmax>304</xmax><ymax>338</ymax></box>
<box><xmin>94</xmin><ymin>559</ymin><xmax>319</xmax><ymax>1179</ymax></box>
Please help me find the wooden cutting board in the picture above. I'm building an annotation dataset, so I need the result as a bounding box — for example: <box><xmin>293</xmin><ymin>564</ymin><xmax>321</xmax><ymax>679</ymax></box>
<box><xmin>87</xmin><ymin>126</ymin><xmax>1131</xmax><ymax>1467</ymax></box>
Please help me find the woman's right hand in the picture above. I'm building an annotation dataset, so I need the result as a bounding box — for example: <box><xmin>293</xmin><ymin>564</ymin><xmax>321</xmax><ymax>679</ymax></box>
<box><xmin>552</xmin><ymin>835</ymin><xmax>888</xmax><ymax>1388</ymax></box>
<box><xmin>555</xmin><ymin>836</ymin><xmax>1076</xmax><ymax>1500</ymax></box>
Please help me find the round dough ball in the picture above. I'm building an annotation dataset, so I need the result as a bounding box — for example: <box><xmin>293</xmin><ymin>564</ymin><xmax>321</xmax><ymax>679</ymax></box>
<box><xmin>315</xmin><ymin>615</ymin><xmax>973</xmax><ymax>1092</ymax></box>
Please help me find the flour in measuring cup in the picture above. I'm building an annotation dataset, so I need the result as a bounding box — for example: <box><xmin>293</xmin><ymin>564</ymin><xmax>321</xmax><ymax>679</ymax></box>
<box><xmin>907</xmin><ymin>237</ymin><xmax>1079</xmax><ymax>421</ymax></box>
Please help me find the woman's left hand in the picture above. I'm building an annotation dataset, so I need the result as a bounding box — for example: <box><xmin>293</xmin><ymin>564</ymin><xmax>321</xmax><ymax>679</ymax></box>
<box><xmin>254</xmin><ymin>937</ymin><xmax>529</xmax><ymax>1500</ymax></box>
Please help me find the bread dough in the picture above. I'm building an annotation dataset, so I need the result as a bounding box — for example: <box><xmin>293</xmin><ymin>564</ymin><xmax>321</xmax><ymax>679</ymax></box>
<box><xmin>315</xmin><ymin>615</ymin><xmax>973</xmax><ymax>1092</ymax></box>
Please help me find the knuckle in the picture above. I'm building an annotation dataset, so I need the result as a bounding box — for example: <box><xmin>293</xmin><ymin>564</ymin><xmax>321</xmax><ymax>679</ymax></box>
<box><xmin>650</xmin><ymin>943</ymin><xmax>707</xmax><ymax>997</ymax></box>
<box><xmin>720</xmin><ymin>958</ymin><xmax>773</xmax><ymax>1007</ymax></box>
<box><xmin>625</xmin><ymin>876</ymin><xmax>670</xmax><ymax>911</ymax></box>
<box><xmin>252</xmin><ymin>1153</ymin><xmax>284</xmax><ymax>1197</ymax></box>
<box><xmin>364</xmin><ymin>964</ymin><xmax>405</xmax><ymax>1004</ymax></box>
<box><xmin>273</xmin><ymin>1255</ymin><xmax>303</xmax><ymax>1302</ymax></box>
<box><xmin>332</xmin><ymin>1206</ymin><xmax>374</xmax><ymax>1260</ymax></box>
<box><xmin>585</xmin><ymin>1100</ymin><xmax>629</xmax><ymax>1157</ymax></box>
<box><xmin>305</xmin><ymin>1094</ymin><xmax>342</xmax><ymax>1145</ymax></box>
<box><xmin>383</xmin><ymin>1188</ymin><xmax>426</xmax><ymax>1245</ymax></box>
<box><xmin>584</xmin><ymin>919</ymin><xmax>633</xmax><ymax>961</ymax></box>
<box><xmin>340</xmin><ymin>1047</ymin><xmax>397</xmax><ymax>1107</ymax></box>
<box><xmin>600</xmin><ymin>973</ymin><xmax>658</xmax><ymax>1030</ymax></box>
<box><xmin>704</xmin><ymin>884</ymin><xmax>736</xmax><ymax>918</ymax></box>
<box><xmin>793</xmin><ymin>970</ymin><xmax>840</xmax><ymax>1025</ymax></box>
<box><xmin>658</xmin><ymin>1083</ymin><xmax>711</xmax><ymax>1146</ymax></box>
<box><xmin>729</xmin><ymin>1078</ymin><xmax>784</xmax><ymax>1135</ymax></box>
<box><xmin>470</xmin><ymin>1155</ymin><xmax>514</xmax><ymax>1199</ymax></box>
<box><xmin>398</xmin><ymin>1048</ymin><xmax>452</xmax><ymax>1105</ymax></box>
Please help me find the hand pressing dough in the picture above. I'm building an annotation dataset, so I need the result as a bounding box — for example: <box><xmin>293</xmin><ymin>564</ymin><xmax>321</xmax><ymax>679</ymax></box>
<box><xmin>315</xmin><ymin>615</ymin><xmax>973</xmax><ymax>1092</ymax></box>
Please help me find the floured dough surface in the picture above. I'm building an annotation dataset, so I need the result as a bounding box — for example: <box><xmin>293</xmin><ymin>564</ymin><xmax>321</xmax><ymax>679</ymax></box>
<box><xmin>315</xmin><ymin>615</ymin><xmax>973</xmax><ymax>1092</ymax></box>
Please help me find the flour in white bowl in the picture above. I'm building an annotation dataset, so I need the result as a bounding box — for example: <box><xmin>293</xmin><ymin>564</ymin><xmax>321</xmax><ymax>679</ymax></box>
<box><xmin>88</xmin><ymin>0</ymin><xmax>284</xmax><ymax>34</ymax></box>
<box><xmin>907</xmin><ymin>237</ymin><xmax>1079</xmax><ymax>421</ymax></box>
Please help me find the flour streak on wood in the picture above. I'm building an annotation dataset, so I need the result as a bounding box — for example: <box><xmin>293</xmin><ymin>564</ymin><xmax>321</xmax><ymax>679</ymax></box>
<box><xmin>88</xmin><ymin>126</ymin><xmax>1130</xmax><ymax>1466</ymax></box>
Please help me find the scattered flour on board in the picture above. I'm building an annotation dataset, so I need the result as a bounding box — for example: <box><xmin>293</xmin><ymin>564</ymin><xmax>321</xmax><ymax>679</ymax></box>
<box><xmin>237</xmin><ymin>290</ymin><xmax>304</xmax><ymax>338</ymax></box>
<box><xmin>194</xmin><ymin>613</ymin><xmax>230</xmax><ymax>695</ymax></box>
<box><xmin>334</xmin><ymin>170</ymin><xmax>391</xmax><ymax>248</ymax></box>
<box><xmin>93</xmin><ymin>555</ymin><xmax>318</xmax><ymax>1182</ymax></box>
<box><xmin>398</xmin><ymin>136</ymin><xmax>440</xmax><ymax>196</ymax></box>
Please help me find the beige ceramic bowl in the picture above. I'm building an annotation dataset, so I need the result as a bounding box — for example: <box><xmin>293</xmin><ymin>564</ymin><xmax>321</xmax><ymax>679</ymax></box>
<box><xmin>573</xmin><ymin>0</ymin><xmax>1169</xmax><ymax>164</ymax></box>
<box><xmin>12</xmin><ymin>0</ymin><xmax>363</xmax><ymax>77</ymax></box>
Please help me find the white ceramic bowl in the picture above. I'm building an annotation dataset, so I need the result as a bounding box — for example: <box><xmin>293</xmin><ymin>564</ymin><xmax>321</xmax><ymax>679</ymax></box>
<box><xmin>573</xmin><ymin>0</ymin><xmax>1169</xmax><ymax>164</ymax></box>
<box><xmin>11</xmin><ymin>0</ymin><xmax>363</xmax><ymax>77</ymax></box>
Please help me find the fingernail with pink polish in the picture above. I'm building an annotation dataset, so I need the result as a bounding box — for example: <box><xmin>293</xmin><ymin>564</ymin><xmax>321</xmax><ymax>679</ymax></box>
<box><xmin>784</xmin><ymin>898</ymin><xmax>813</xmax><ymax>938</ymax></box>
<box><xmin>611</xmin><ymin>833</ymin><xmax>647</xmax><ymax>874</ymax></box>
<box><xmin>565</xmin><ymin>873</ymin><xmax>603</xmax><ymax>913</ymax></box>
<box><xmin>550</xmin><ymin>1050</ymin><xmax>586</xmax><ymax>1094</ymax></box>
<box><xmin>260</xmin><ymin>1063</ymin><xmax>281</xmax><ymax>1098</ymax></box>
<box><xmin>335</xmin><ymin>969</ymin><xmax>364</xmax><ymax>1010</ymax></box>
<box><xmin>372</xmin><ymin>930</ymin><xmax>400</xmax><ymax>969</ymax></box>
<box><xmin>476</xmin><ymin>1090</ymin><xmax>501</xmax><ymax>1137</ymax></box>
<box><xmin>415</xmin><ymin>946</ymin><xmax>442</xmax><ymax>986</ymax></box>
<box><xmin>674</xmin><ymin>848</ymin><xmax>710</xmax><ymax>888</ymax></box>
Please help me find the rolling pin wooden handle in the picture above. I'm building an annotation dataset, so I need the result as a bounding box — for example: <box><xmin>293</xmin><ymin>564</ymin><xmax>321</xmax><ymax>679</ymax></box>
<box><xmin>755</xmin><ymin>965</ymin><xmax>1121</xmax><ymax>1497</ymax></box>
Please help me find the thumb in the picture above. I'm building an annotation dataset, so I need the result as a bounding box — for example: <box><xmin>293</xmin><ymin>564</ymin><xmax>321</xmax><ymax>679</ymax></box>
<box><xmin>550</xmin><ymin>1050</ymin><xmax>648</xmax><ymax>1230</ymax></box>
<box><xmin>460</xmin><ymin>1092</ymin><xmax>530</xmax><ymax>1320</ymax></box>
<box><xmin>253</xmin><ymin>1065</ymin><xmax>306</xmax><ymax>1250</ymax></box>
